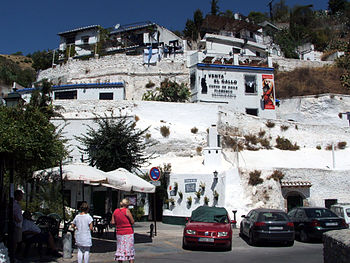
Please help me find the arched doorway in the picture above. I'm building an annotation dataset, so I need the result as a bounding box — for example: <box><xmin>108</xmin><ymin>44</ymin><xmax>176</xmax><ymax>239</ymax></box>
<box><xmin>287</xmin><ymin>194</ymin><xmax>303</xmax><ymax>211</ymax></box>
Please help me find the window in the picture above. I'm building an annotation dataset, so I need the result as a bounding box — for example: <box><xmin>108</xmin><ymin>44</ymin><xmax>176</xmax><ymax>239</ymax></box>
<box><xmin>82</xmin><ymin>36</ymin><xmax>89</xmax><ymax>45</ymax></box>
<box><xmin>244</xmin><ymin>75</ymin><xmax>257</xmax><ymax>94</ymax></box>
<box><xmin>246</xmin><ymin>108</ymin><xmax>258</xmax><ymax>116</ymax></box>
<box><xmin>99</xmin><ymin>92</ymin><xmax>114</xmax><ymax>100</ymax></box>
<box><xmin>66</xmin><ymin>36</ymin><xmax>75</xmax><ymax>45</ymax></box>
<box><xmin>54</xmin><ymin>90</ymin><xmax>77</xmax><ymax>100</ymax></box>
<box><xmin>250</xmin><ymin>32</ymin><xmax>254</xmax><ymax>38</ymax></box>
<box><xmin>235</xmin><ymin>32</ymin><xmax>240</xmax><ymax>38</ymax></box>
<box><xmin>256</xmin><ymin>51</ymin><xmax>261</xmax><ymax>57</ymax></box>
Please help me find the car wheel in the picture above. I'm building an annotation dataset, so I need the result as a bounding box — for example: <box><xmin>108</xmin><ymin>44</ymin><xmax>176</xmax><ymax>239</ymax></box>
<box><xmin>182</xmin><ymin>237</ymin><xmax>189</xmax><ymax>250</ymax></box>
<box><xmin>286</xmin><ymin>240</ymin><xmax>294</xmax><ymax>247</ymax></box>
<box><xmin>300</xmin><ymin>229</ymin><xmax>309</xmax><ymax>243</ymax></box>
<box><xmin>249</xmin><ymin>231</ymin><xmax>257</xmax><ymax>246</ymax></box>
<box><xmin>239</xmin><ymin>224</ymin><xmax>244</xmax><ymax>237</ymax></box>
<box><xmin>225</xmin><ymin>241</ymin><xmax>232</xmax><ymax>251</ymax></box>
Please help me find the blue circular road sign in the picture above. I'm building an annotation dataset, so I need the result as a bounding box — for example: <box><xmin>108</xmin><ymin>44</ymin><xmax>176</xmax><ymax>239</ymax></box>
<box><xmin>149</xmin><ymin>167</ymin><xmax>161</xmax><ymax>181</ymax></box>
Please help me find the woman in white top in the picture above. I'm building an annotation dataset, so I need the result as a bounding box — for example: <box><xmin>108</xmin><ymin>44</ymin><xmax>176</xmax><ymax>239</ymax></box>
<box><xmin>72</xmin><ymin>202</ymin><xmax>93</xmax><ymax>263</ymax></box>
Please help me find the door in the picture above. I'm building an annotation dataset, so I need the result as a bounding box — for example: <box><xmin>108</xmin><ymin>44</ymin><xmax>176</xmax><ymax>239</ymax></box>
<box><xmin>287</xmin><ymin>195</ymin><xmax>303</xmax><ymax>211</ymax></box>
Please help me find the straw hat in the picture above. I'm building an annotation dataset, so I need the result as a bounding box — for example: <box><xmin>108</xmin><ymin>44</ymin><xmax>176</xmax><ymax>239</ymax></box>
<box><xmin>120</xmin><ymin>198</ymin><xmax>130</xmax><ymax>207</ymax></box>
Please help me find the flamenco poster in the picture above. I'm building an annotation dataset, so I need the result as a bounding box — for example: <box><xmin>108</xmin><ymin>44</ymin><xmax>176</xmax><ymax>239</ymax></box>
<box><xmin>262</xmin><ymin>75</ymin><xmax>275</xmax><ymax>110</ymax></box>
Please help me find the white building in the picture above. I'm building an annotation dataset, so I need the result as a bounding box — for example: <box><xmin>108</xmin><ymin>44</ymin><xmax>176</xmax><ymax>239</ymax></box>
<box><xmin>58</xmin><ymin>25</ymin><xmax>100</xmax><ymax>58</ymax></box>
<box><xmin>16</xmin><ymin>82</ymin><xmax>125</xmax><ymax>102</ymax></box>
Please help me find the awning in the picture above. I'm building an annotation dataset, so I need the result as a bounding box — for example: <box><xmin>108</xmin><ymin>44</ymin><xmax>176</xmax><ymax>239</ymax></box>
<box><xmin>104</xmin><ymin>168</ymin><xmax>155</xmax><ymax>193</ymax></box>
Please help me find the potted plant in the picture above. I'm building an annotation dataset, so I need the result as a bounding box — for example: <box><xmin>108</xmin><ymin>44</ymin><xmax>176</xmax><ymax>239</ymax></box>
<box><xmin>187</xmin><ymin>196</ymin><xmax>192</xmax><ymax>206</ymax></box>
<box><xmin>204</xmin><ymin>196</ymin><xmax>209</xmax><ymax>205</ymax></box>
<box><xmin>174</xmin><ymin>182</ymin><xmax>178</xmax><ymax>194</ymax></box>
<box><xmin>178</xmin><ymin>191</ymin><xmax>183</xmax><ymax>200</ymax></box>
<box><xmin>214</xmin><ymin>190</ymin><xmax>219</xmax><ymax>201</ymax></box>
<box><xmin>195</xmin><ymin>190</ymin><xmax>201</xmax><ymax>199</ymax></box>
<box><xmin>199</xmin><ymin>182</ymin><xmax>206</xmax><ymax>192</ymax></box>
<box><xmin>169</xmin><ymin>198</ymin><xmax>175</xmax><ymax>206</ymax></box>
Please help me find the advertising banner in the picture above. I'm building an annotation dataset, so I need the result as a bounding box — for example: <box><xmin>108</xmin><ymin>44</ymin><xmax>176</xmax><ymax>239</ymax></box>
<box><xmin>262</xmin><ymin>74</ymin><xmax>275</xmax><ymax>110</ymax></box>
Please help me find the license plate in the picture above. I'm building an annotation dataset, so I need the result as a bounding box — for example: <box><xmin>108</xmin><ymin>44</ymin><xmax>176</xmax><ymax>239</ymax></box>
<box><xmin>325</xmin><ymin>222</ymin><xmax>338</xmax><ymax>226</ymax></box>
<box><xmin>269</xmin><ymin>226</ymin><xmax>283</xmax><ymax>230</ymax></box>
<box><xmin>198</xmin><ymin>237</ymin><xmax>214</xmax><ymax>242</ymax></box>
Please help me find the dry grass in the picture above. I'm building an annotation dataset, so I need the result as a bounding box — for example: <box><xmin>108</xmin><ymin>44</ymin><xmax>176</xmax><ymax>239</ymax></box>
<box><xmin>275</xmin><ymin>66</ymin><xmax>349</xmax><ymax>99</ymax></box>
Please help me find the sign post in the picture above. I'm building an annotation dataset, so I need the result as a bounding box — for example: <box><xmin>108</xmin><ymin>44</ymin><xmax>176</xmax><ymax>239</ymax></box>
<box><xmin>149</xmin><ymin>167</ymin><xmax>161</xmax><ymax>236</ymax></box>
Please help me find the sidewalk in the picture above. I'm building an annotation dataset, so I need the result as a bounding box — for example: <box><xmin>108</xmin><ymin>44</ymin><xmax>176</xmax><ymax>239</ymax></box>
<box><xmin>56</xmin><ymin>222</ymin><xmax>184</xmax><ymax>263</ymax></box>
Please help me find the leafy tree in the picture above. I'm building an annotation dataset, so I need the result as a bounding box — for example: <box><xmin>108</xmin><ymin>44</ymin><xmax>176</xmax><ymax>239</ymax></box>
<box><xmin>222</xmin><ymin>10</ymin><xmax>234</xmax><ymax>19</ymax></box>
<box><xmin>248</xmin><ymin>11</ymin><xmax>270</xmax><ymax>24</ymax></box>
<box><xmin>77</xmin><ymin>115</ymin><xmax>154</xmax><ymax>172</ymax></box>
<box><xmin>289</xmin><ymin>5</ymin><xmax>315</xmax><ymax>43</ymax></box>
<box><xmin>183</xmin><ymin>9</ymin><xmax>203</xmax><ymax>41</ymax></box>
<box><xmin>0</xmin><ymin>56</ymin><xmax>36</xmax><ymax>87</ymax></box>
<box><xmin>272</xmin><ymin>0</ymin><xmax>290</xmax><ymax>22</ymax></box>
<box><xmin>142</xmin><ymin>79</ymin><xmax>191</xmax><ymax>102</ymax></box>
<box><xmin>274</xmin><ymin>28</ymin><xmax>299</xmax><ymax>58</ymax></box>
<box><xmin>328</xmin><ymin>0</ymin><xmax>347</xmax><ymax>14</ymax></box>
<box><xmin>27</xmin><ymin>50</ymin><xmax>56</xmax><ymax>71</ymax></box>
<box><xmin>210</xmin><ymin>0</ymin><xmax>219</xmax><ymax>16</ymax></box>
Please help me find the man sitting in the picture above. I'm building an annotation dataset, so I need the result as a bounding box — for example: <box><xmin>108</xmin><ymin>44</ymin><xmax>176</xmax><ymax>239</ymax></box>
<box><xmin>22</xmin><ymin>211</ymin><xmax>61</xmax><ymax>257</ymax></box>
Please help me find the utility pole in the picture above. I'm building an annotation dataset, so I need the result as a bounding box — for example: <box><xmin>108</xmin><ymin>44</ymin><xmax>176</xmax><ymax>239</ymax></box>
<box><xmin>267</xmin><ymin>0</ymin><xmax>274</xmax><ymax>20</ymax></box>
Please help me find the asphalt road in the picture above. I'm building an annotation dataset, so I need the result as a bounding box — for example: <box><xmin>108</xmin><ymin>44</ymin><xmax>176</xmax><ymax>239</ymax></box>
<box><xmin>135</xmin><ymin>230</ymin><xmax>323</xmax><ymax>263</ymax></box>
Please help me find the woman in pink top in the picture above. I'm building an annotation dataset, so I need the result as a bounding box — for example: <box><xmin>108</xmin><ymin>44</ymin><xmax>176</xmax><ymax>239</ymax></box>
<box><xmin>111</xmin><ymin>198</ymin><xmax>135</xmax><ymax>263</ymax></box>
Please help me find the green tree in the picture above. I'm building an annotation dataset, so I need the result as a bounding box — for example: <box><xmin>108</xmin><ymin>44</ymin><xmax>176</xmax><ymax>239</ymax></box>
<box><xmin>142</xmin><ymin>79</ymin><xmax>191</xmax><ymax>102</ymax></box>
<box><xmin>0</xmin><ymin>56</ymin><xmax>36</xmax><ymax>87</ymax></box>
<box><xmin>272</xmin><ymin>0</ymin><xmax>290</xmax><ymax>22</ymax></box>
<box><xmin>248</xmin><ymin>11</ymin><xmax>270</xmax><ymax>24</ymax></box>
<box><xmin>27</xmin><ymin>50</ymin><xmax>57</xmax><ymax>71</ymax></box>
<box><xmin>289</xmin><ymin>5</ymin><xmax>315</xmax><ymax>43</ymax></box>
<box><xmin>77</xmin><ymin>115</ymin><xmax>154</xmax><ymax>172</ymax></box>
<box><xmin>274</xmin><ymin>28</ymin><xmax>299</xmax><ymax>58</ymax></box>
<box><xmin>210</xmin><ymin>0</ymin><xmax>219</xmax><ymax>16</ymax></box>
<box><xmin>328</xmin><ymin>0</ymin><xmax>347</xmax><ymax>14</ymax></box>
<box><xmin>183</xmin><ymin>9</ymin><xmax>203</xmax><ymax>41</ymax></box>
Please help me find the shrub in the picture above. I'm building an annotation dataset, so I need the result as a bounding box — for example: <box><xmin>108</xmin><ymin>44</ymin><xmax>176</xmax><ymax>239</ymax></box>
<box><xmin>199</xmin><ymin>182</ymin><xmax>206</xmax><ymax>191</ymax></box>
<box><xmin>295</xmin><ymin>125</ymin><xmax>298</xmax><ymax>130</ymax></box>
<box><xmin>248</xmin><ymin>170</ymin><xmax>263</xmax><ymax>186</ymax></box>
<box><xmin>265</xmin><ymin>120</ymin><xmax>275</xmax><ymax>128</ymax></box>
<box><xmin>195</xmin><ymin>190</ymin><xmax>201</xmax><ymax>199</ymax></box>
<box><xmin>213</xmin><ymin>190</ymin><xmax>219</xmax><ymax>201</ymax></box>
<box><xmin>268</xmin><ymin>170</ymin><xmax>284</xmax><ymax>182</ymax></box>
<box><xmin>196</xmin><ymin>146</ymin><xmax>202</xmax><ymax>155</ymax></box>
<box><xmin>244</xmin><ymin>134</ymin><xmax>258</xmax><ymax>145</ymax></box>
<box><xmin>316</xmin><ymin>145</ymin><xmax>321</xmax><ymax>150</ymax></box>
<box><xmin>145</xmin><ymin>80</ymin><xmax>155</xmax><ymax>88</ymax></box>
<box><xmin>134</xmin><ymin>115</ymin><xmax>140</xmax><ymax>122</ymax></box>
<box><xmin>259</xmin><ymin>138</ymin><xmax>271</xmax><ymax>149</ymax></box>
<box><xmin>222</xmin><ymin>135</ymin><xmax>244</xmax><ymax>151</ymax></box>
<box><xmin>258</xmin><ymin>129</ymin><xmax>266</xmax><ymax>138</ymax></box>
<box><xmin>160</xmin><ymin>126</ymin><xmax>170</xmax><ymax>137</ymax></box>
<box><xmin>325</xmin><ymin>144</ymin><xmax>334</xmax><ymax>150</ymax></box>
<box><xmin>191</xmin><ymin>127</ymin><xmax>198</xmax><ymax>134</ymax></box>
<box><xmin>169</xmin><ymin>198</ymin><xmax>175</xmax><ymax>206</ymax></box>
<box><xmin>280</xmin><ymin>125</ymin><xmax>289</xmax><ymax>131</ymax></box>
<box><xmin>337</xmin><ymin>141</ymin><xmax>347</xmax><ymax>149</ymax></box>
<box><xmin>178</xmin><ymin>191</ymin><xmax>183</xmax><ymax>199</ymax></box>
<box><xmin>145</xmin><ymin>133</ymin><xmax>151</xmax><ymax>139</ymax></box>
<box><xmin>275</xmin><ymin>136</ymin><xmax>300</xmax><ymax>150</ymax></box>
<box><xmin>130</xmin><ymin>206</ymin><xmax>145</xmax><ymax>221</ymax></box>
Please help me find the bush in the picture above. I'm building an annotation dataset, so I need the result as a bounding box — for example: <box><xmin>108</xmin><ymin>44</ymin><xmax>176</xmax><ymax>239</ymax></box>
<box><xmin>337</xmin><ymin>141</ymin><xmax>347</xmax><ymax>149</ymax></box>
<box><xmin>325</xmin><ymin>144</ymin><xmax>334</xmax><ymax>150</ymax></box>
<box><xmin>196</xmin><ymin>146</ymin><xmax>202</xmax><ymax>155</ymax></box>
<box><xmin>222</xmin><ymin>135</ymin><xmax>244</xmax><ymax>151</ymax></box>
<box><xmin>316</xmin><ymin>145</ymin><xmax>321</xmax><ymax>150</ymax></box>
<box><xmin>275</xmin><ymin>136</ymin><xmax>300</xmax><ymax>150</ymax></box>
<box><xmin>248</xmin><ymin>170</ymin><xmax>263</xmax><ymax>186</ymax></box>
<box><xmin>280</xmin><ymin>125</ymin><xmax>289</xmax><ymax>131</ymax></box>
<box><xmin>258</xmin><ymin>129</ymin><xmax>266</xmax><ymax>138</ymax></box>
<box><xmin>160</xmin><ymin>126</ymin><xmax>170</xmax><ymax>137</ymax></box>
<box><xmin>268</xmin><ymin>170</ymin><xmax>284</xmax><ymax>182</ymax></box>
<box><xmin>244</xmin><ymin>134</ymin><xmax>258</xmax><ymax>145</ymax></box>
<box><xmin>204</xmin><ymin>196</ymin><xmax>209</xmax><ymax>205</ymax></box>
<box><xmin>187</xmin><ymin>196</ymin><xmax>192</xmax><ymax>206</ymax></box>
<box><xmin>265</xmin><ymin>120</ymin><xmax>275</xmax><ymax>128</ymax></box>
<box><xmin>130</xmin><ymin>206</ymin><xmax>145</xmax><ymax>221</ymax></box>
<box><xmin>145</xmin><ymin>133</ymin><xmax>151</xmax><ymax>139</ymax></box>
<box><xmin>191</xmin><ymin>127</ymin><xmax>198</xmax><ymax>134</ymax></box>
<box><xmin>259</xmin><ymin>138</ymin><xmax>272</xmax><ymax>149</ymax></box>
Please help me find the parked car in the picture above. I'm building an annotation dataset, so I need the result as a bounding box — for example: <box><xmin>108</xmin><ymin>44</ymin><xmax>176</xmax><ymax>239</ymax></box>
<box><xmin>239</xmin><ymin>208</ymin><xmax>294</xmax><ymax>246</ymax></box>
<box><xmin>288</xmin><ymin>207</ymin><xmax>348</xmax><ymax>242</ymax></box>
<box><xmin>182</xmin><ymin>206</ymin><xmax>234</xmax><ymax>250</ymax></box>
<box><xmin>330</xmin><ymin>204</ymin><xmax>350</xmax><ymax>227</ymax></box>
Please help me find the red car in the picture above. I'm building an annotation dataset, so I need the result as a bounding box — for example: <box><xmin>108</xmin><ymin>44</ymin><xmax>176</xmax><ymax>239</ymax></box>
<box><xmin>182</xmin><ymin>206</ymin><xmax>234</xmax><ymax>251</ymax></box>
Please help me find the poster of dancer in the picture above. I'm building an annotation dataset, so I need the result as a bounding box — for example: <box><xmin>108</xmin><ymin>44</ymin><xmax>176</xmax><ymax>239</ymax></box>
<box><xmin>262</xmin><ymin>74</ymin><xmax>275</xmax><ymax>110</ymax></box>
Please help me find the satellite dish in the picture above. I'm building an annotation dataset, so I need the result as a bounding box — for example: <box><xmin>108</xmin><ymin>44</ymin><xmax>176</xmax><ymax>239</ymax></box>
<box><xmin>115</xmin><ymin>24</ymin><xmax>120</xmax><ymax>29</ymax></box>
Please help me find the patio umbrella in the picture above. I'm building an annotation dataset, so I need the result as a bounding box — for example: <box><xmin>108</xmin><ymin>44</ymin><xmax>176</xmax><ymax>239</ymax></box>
<box><xmin>105</xmin><ymin>168</ymin><xmax>155</xmax><ymax>193</ymax></box>
<box><xmin>34</xmin><ymin>163</ymin><xmax>113</xmax><ymax>185</ymax></box>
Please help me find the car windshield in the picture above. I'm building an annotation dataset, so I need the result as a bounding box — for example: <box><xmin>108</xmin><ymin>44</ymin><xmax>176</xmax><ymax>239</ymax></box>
<box><xmin>190</xmin><ymin>206</ymin><xmax>229</xmax><ymax>223</ymax></box>
<box><xmin>346</xmin><ymin>209</ymin><xmax>350</xmax><ymax>217</ymax></box>
<box><xmin>258</xmin><ymin>212</ymin><xmax>288</xmax><ymax>221</ymax></box>
<box><xmin>305</xmin><ymin>208</ymin><xmax>337</xmax><ymax>218</ymax></box>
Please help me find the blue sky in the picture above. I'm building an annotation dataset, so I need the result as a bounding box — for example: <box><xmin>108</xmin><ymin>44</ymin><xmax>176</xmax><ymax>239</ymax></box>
<box><xmin>1</xmin><ymin>0</ymin><xmax>329</xmax><ymax>55</ymax></box>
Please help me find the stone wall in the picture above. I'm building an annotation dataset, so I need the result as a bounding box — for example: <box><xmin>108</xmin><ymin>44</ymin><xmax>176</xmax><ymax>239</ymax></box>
<box><xmin>38</xmin><ymin>53</ymin><xmax>189</xmax><ymax>100</ymax></box>
<box><xmin>324</xmin><ymin>229</ymin><xmax>350</xmax><ymax>263</ymax></box>
<box><xmin>273</xmin><ymin>56</ymin><xmax>333</xmax><ymax>72</ymax></box>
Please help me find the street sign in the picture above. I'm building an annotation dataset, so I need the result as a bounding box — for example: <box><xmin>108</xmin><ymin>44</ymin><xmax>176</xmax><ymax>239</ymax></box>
<box><xmin>149</xmin><ymin>167</ymin><xmax>161</xmax><ymax>181</ymax></box>
<box><xmin>150</xmin><ymin>181</ymin><xmax>161</xmax><ymax>186</ymax></box>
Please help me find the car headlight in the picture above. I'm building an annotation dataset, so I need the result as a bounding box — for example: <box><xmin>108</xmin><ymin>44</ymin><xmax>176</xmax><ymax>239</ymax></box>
<box><xmin>186</xmin><ymin>229</ymin><xmax>196</xmax><ymax>235</ymax></box>
<box><xmin>218</xmin><ymin>232</ymin><xmax>228</xmax><ymax>237</ymax></box>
